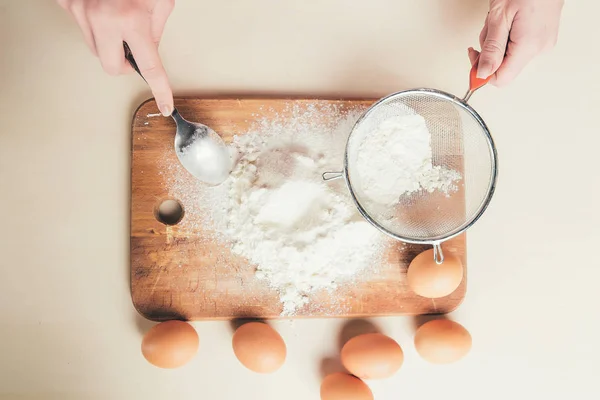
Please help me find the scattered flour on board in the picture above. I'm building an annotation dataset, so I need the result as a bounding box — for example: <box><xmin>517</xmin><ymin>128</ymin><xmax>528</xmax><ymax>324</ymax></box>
<box><xmin>163</xmin><ymin>103</ymin><xmax>461</xmax><ymax>316</ymax></box>
<box><xmin>356</xmin><ymin>113</ymin><xmax>462</xmax><ymax>206</ymax></box>
<box><xmin>196</xmin><ymin>104</ymin><xmax>385</xmax><ymax>315</ymax></box>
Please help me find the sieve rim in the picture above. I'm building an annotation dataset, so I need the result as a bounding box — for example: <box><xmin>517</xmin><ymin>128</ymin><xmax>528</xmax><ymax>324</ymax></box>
<box><xmin>342</xmin><ymin>88</ymin><xmax>498</xmax><ymax>245</ymax></box>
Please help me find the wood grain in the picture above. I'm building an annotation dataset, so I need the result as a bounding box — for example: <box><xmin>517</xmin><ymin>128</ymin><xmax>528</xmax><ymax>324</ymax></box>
<box><xmin>131</xmin><ymin>98</ymin><xmax>467</xmax><ymax>321</ymax></box>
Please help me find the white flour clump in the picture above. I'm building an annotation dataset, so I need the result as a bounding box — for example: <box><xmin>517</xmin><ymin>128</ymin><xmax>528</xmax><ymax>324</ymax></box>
<box><xmin>202</xmin><ymin>105</ymin><xmax>384</xmax><ymax>315</ymax></box>
<box><xmin>356</xmin><ymin>114</ymin><xmax>461</xmax><ymax>206</ymax></box>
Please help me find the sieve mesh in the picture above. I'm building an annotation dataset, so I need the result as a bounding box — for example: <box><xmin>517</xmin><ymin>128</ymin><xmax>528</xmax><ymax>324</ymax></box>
<box><xmin>345</xmin><ymin>89</ymin><xmax>496</xmax><ymax>243</ymax></box>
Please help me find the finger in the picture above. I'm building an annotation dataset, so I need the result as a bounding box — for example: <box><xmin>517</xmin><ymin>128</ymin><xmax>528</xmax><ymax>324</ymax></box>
<box><xmin>493</xmin><ymin>41</ymin><xmax>535</xmax><ymax>87</ymax></box>
<box><xmin>126</xmin><ymin>34</ymin><xmax>173</xmax><ymax>116</ymax></box>
<box><xmin>477</xmin><ymin>13</ymin><xmax>511</xmax><ymax>79</ymax></box>
<box><xmin>91</xmin><ymin>22</ymin><xmax>126</xmax><ymax>76</ymax></box>
<box><xmin>56</xmin><ymin>0</ymin><xmax>70</xmax><ymax>10</ymax></box>
<box><xmin>65</xmin><ymin>1</ymin><xmax>98</xmax><ymax>55</ymax></box>
<box><xmin>468</xmin><ymin>47</ymin><xmax>479</xmax><ymax>66</ymax></box>
<box><xmin>468</xmin><ymin>47</ymin><xmax>497</xmax><ymax>86</ymax></box>
<box><xmin>479</xmin><ymin>21</ymin><xmax>488</xmax><ymax>49</ymax></box>
<box><xmin>121</xmin><ymin>61</ymin><xmax>135</xmax><ymax>74</ymax></box>
<box><xmin>150</xmin><ymin>0</ymin><xmax>175</xmax><ymax>45</ymax></box>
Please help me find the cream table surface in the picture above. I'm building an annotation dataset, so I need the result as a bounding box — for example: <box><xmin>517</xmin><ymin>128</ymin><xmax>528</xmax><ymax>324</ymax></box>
<box><xmin>1</xmin><ymin>1</ymin><xmax>598</xmax><ymax>399</ymax></box>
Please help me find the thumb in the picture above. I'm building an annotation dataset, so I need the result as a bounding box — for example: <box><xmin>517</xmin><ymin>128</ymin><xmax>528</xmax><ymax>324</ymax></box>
<box><xmin>477</xmin><ymin>14</ymin><xmax>510</xmax><ymax>79</ymax></box>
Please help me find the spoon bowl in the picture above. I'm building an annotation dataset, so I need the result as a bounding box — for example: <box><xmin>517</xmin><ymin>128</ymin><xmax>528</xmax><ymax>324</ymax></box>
<box><xmin>171</xmin><ymin>109</ymin><xmax>232</xmax><ymax>185</ymax></box>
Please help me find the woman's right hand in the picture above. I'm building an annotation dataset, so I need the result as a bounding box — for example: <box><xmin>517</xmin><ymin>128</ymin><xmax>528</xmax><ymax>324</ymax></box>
<box><xmin>471</xmin><ymin>0</ymin><xmax>564</xmax><ymax>86</ymax></box>
<box><xmin>57</xmin><ymin>0</ymin><xmax>175</xmax><ymax>116</ymax></box>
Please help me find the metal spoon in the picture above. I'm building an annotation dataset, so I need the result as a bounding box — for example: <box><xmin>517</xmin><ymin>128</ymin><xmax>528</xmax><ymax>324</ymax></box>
<box><xmin>123</xmin><ymin>42</ymin><xmax>231</xmax><ymax>185</ymax></box>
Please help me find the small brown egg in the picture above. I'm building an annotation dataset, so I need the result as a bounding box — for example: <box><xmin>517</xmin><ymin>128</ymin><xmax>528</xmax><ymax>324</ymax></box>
<box><xmin>232</xmin><ymin>322</ymin><xmax>286</xmax><ymax>373</ymax></box>
<box><xmin>320</xmin><ymin>373</ymin><xmax>374</xmax><ymax>400</ymax></box>
<box><xmin>340</xmin><ymin>333</ymin><xmax>404</xmax><ymax>379</ymax></box>
<box><xmin>141</xmin><ymin>320</ymin><xmax>199</xmax><ymax>369</ymax></box>
<box><xmin>407</xmin><ymin>249</ymin><xmax>463</xmax><ymax>298</ymax></box>
<box><xmin>414</xmin><ymin>319</ymin><xmax>472</xmax><ymax>364</ymax></box>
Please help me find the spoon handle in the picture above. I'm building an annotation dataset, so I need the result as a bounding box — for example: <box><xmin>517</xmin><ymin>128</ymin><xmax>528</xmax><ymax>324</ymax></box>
<box><xmin>123</xmin><ymin>42</ymin><xmax>146</xmax><ymax>82</ymax></box>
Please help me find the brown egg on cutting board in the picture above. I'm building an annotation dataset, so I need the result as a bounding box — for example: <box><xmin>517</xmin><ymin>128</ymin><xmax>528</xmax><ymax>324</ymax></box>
<box><xmin>320</xmin><ymin>373</ymin><xmax>374</xmax><ymax>400</ymax></box>
<box><xmin>407</xmin><ymin>248</ymin><xmax>463</xmax><ymax>298</ymax></box>
<box><xmin>141</xmin><ymin>320</ymin><xmax>199</xmax><ymax>369</ymax></box>
<box><xmin>232</xmin><ymin>322</ymin><xmax>286</xmax><ymax>373</ymax></box>
<box><xmin>414</xmin><ymin>319</ymin><xmax>472</xmax><ymax>364</ymax></box>
<box><xmin>341</xmin><ymin>333</ymin><xmax>404</xmax><ymax>379</ymax></box>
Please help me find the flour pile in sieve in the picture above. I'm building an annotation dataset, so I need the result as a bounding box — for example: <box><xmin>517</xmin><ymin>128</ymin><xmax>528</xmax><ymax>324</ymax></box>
<box><xmin>193</xmin><ymin>104</ymin><xmax>385</xmax><ymax>315</ymax></box>
<box><xmin>355</xmin><ymin>113</ymin><xmax>462</xmax><ymax>206</ymax></box>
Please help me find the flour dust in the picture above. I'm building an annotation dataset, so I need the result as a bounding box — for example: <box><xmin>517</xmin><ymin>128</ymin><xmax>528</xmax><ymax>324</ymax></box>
<box><xmin>166</xmin><ymin>103</ymin><xmax>386</xmax><ymax>316</ymax></box>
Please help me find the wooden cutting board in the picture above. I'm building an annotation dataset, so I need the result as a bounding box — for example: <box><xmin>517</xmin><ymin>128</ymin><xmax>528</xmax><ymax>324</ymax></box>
<box><xmin>131</xmin><ymin>98</ymin><xmax>467</xmax><ymax>321</ymax></box>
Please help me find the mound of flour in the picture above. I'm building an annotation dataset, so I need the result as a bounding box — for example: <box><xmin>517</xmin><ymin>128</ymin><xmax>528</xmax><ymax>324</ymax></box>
<box><xmin>356</xmin><ymin>114</ymin><xmax>461</xmax><ymax>206</ymax></box>
<box><xmin>199</xmin><ymin>105</ymin><xmax>384</xmax><ymax>315</ymax></box>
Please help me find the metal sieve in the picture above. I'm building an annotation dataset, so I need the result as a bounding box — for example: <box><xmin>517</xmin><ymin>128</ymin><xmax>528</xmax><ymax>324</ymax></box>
<box><xmin>323</xmin><ymin>65</ymin><xmax>498</xmax><ymax>264</ymax></box>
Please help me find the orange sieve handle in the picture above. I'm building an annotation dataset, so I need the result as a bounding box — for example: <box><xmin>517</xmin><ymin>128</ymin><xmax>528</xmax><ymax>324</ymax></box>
<box><xmin>464</xmin><ymin>59</ymin><xmax>493</xmax><ymax>102</ymax></box>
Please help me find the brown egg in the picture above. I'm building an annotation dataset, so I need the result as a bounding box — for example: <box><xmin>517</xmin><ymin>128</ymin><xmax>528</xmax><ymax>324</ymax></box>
<box><xmin>340</xmin><ymin>333</ymin><xmax>404</xmax><ymax>379</ymax></box>
<box><xmin>141</xmin><ymin>320</ymin><xmax>199</xmax><ymax>369</ymax></box>
<box><xmin>232</xmin><ymin>322</ymin><xmax>286</xmax><ymax>373</ymax></box>
<box><xmin>320</xmin><ymin>373</ymin><xmax>373</xmax><ymax>400</ymax></box>
<box><xmin>414</xmin><ymin>319</ymin><xmax>472</xmax><ymax>364</ymax></box>
<box><xmin>407</xmin><ymin>249</ymin><xmax>463</xmax><ymax>298</ymax></box>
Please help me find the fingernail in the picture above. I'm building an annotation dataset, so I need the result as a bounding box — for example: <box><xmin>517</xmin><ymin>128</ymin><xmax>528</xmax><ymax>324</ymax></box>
<box><xmin>477</xmin><ymin>61</ymin><xmax>492</xmax><ymax>79</ymax></box>
<box><xmin>159</xmin><ymin>103</ymin><xmax>173</xmax><ymax>117</ymax></box>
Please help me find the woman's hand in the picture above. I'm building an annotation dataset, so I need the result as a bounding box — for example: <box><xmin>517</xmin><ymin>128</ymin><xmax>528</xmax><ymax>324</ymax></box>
<box><xmin>470</xmin><ymin>0</ymin><xmax>564</xmax><ymax>86</ymax></box>
<box><xmin>57</xmin><ymin>0</ymin><xmax>175</xmax><ymax>116</ymax></box>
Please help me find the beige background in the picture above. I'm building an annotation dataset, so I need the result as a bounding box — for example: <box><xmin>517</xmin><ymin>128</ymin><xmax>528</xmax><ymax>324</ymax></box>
<box><xmin>1</xmin><ymin>0</ymin><xmax>599</xmax><ymax>399</ymax></box>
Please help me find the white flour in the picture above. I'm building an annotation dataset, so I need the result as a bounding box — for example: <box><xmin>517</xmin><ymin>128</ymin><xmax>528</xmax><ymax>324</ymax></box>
<box><xmin>356</xmin><ymin>114</ymin><xmax>461</xmax><ymax>206</ymax></box>
<box><xmin>166</xmin><ymin>104</ymin><xmax>461</xmax><ymax>316</ymax></box>
<box><xmin>198</xmin><ymin>105</ymin><xmax>384</xmax><ymax>315</ymax></box>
